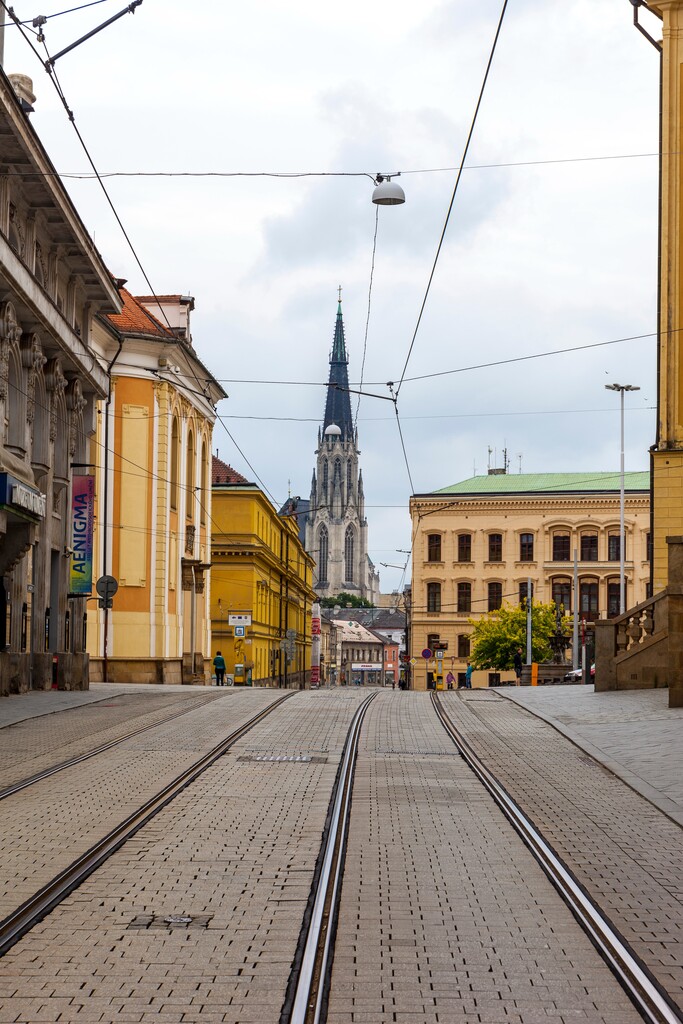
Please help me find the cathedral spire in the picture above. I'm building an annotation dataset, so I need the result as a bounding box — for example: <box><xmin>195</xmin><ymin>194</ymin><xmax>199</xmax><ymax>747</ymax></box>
<box><xmin>323</xmin><ymin>293</ymin><xmax>353</xmax><ymax>440</ymax></box>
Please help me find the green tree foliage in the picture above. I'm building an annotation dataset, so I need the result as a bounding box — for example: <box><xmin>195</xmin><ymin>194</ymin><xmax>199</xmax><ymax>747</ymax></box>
<box><xmin>320</xmin><ymin>592</ymin><xmax>373</xmax><ymax>609</ymax></box>
<box><xmin>469</xmin><ymin>601</ymin><xmax>569</xmax><ymax>670</ymax></box>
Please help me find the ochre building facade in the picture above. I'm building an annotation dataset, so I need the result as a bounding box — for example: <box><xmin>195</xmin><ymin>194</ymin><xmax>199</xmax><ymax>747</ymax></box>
<box><xmin>409</xmin><ymin>472</ymin><xmax>650</xmax><ymax>690</ymax></box>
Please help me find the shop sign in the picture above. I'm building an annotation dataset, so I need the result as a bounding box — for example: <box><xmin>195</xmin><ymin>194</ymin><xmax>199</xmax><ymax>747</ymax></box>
<box><xmin>0</xmin><ymin>473</ymin><xmax>46</xmax><ymax>518</ymax></box>
<box><xmin>69</xmin><ymin>476</ymin><xmax>94</xmax><ymax>595</ymax></box>
<box><xmin>352</xmin><ymin>663</ymin><xmax>377</xmax><ymax>671</ymax></box>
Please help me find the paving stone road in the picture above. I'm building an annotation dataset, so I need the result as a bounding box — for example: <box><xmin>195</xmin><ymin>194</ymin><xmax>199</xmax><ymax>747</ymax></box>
<box><xmin>440</xmin><ymin>689</ymin><xmax>683</xmax><ymax>1011</ymax></box>
<box><xmin>326</xmin><ymin>693</ymin><xmax>643</xmax><ymax>1024</ymax></box>
<box><xmin>0</xmin><ymin>690</ymin><xmax>365</xmax><ymax>1024</ymax></box>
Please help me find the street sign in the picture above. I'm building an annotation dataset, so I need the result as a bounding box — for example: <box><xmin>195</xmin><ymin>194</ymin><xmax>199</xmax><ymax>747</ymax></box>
<box><xmin>234</xmin><ymin>625</ymin><xmax>245</xmax><ymax>638</ymax></box>
<box><xmin>410</xmin><ymin>658</ymin><xmax>417</xmax><ymax>666</ymax></box>
<box><xmin>436</xmin><ymin>650</ymin><xmax>444</xmax><ymax>660</ymax></box>
<box><xmin>229</xmin><ymin>612</ymin><xmax>252</xmax><ymax>626</ymax></box>
<box><xmin>421</xmin><ymin>648</ymin><xmax>432</xmax><ymax>659</ymax></box>
<box><xmin>96</xmin><ymin>575</ymin><xmax>118</xmax><ymax>598</ymax></box>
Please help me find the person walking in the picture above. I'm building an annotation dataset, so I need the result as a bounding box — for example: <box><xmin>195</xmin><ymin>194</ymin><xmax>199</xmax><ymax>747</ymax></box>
<box><xmin>213</xmin><ymin>650</ymin><xmax>226</xmax><ymax>686</ymax></box>
<box><xmin>465</xmin><ymin>662</ymin><xmax>473</xmax><ymax>689</ymax></box>
<box><xmin>446</xmin><ymin>670</ymin><xmax>455</xmax><ymax>690</ymax></box>
<box><xmin>513</xmin><ymin>647</ymin><xmax>523</xmax><ymax>687</ymax></box>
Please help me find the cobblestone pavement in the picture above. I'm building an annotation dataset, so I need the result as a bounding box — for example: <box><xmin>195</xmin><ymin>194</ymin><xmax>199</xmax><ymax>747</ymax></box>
<box><xmin>498</xmin><ymin>685</ymin><xmax>683</xmax><ymax>823</ymax></box>
<box><xmin>0</xmin><ymin>690</ymin><xmax>365</xmax><ymax>1024</ymax></box>
<box><xmin>0</xmin><ymin>688</ymin><xmax>283</xmax><ymax>922</ymax></box>
<box><xmin>0</xmin><ymin>684</ymin><xmax>175</xmax><ymax>729</ymax></box>
<box><xmin>327</xmin><ymin>692</ymin><xmax>643</xmax><ymax>1024</ymax></box>
<box><xmin>0</xmin><ymin>690</ymin><xmax>226</xmax><ymax>792</ymax></box>
<box><xmin>440</xmin><ymin>689</ymin><xmax>683</xmax><ymax>1011</ymax></box>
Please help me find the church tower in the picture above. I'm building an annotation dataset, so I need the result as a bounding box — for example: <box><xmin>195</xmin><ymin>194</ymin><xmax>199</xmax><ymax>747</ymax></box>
<box><xmin>305</xmin><ymin>297</ymin><xmax>379</xmax><ymax>603</ymax></box>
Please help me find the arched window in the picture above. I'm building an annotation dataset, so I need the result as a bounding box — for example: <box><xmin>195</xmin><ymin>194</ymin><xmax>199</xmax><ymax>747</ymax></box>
<box><xmin>322</xmin><ymin>460</ymin><xmax>328</xmax><ymax>499</ymax></box>
<box><xmin>186</xmin><ymin>430</ymin><xmax>195</xmax><ymax>521</ymax></box>
<box><xmin>347</xmin><ymin>461</ymin><xmax>352</xmax><ymax>494</ymax></box>
<box><xmin>427</xmin><ymin>582</ymin><xmax>441</xmax><ymax>613</ymax></box>
<box><xmin>520</xmin><ymin>533</ymin><xmax>534</xmax><ymax>561</ymax></box>
<box><xmin>319</xmin><ymin>526</ymin><xmax>329</xmax><ymax>583</ymax></box>
<box><xmin>344</xmin><ymin>526</ymin><xmax>355</xmax><ymax>583</ymax></box>
<box><xmin>488</xmin><ymin>533</ymin><xmax>503</xmax><ymax>562</ymax></box>
<box><xmin>200</xmin><ymin>439</ymin><xmax>208</xmax><ymax>524</ymax></box>
<box><xmin>170</xmin><ymin>417</ymin><xmax>179</xmax><ymax>510</ymax></box>
<box><xmin>457</xmin><ymin>582</ymin><xmax>471</xmax><ymax>613</ymax></box>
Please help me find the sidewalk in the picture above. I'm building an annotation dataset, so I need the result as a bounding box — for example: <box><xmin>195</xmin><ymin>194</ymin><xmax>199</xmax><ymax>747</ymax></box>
<box><xmin>498</xmin><ymin>684</ymin><xmax>683</xmax><ymax>826</ymax></box>
<box><xmin>0</xmin><ymin>683</ymin><xmax>187</xmax><ymax>729</ymax></box>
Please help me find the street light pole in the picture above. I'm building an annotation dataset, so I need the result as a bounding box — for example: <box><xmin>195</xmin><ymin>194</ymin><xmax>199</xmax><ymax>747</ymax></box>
<box><xmin>605</xmin><ymin>383</ymin><xmax>640</xmax><ymax>614</ymax></box>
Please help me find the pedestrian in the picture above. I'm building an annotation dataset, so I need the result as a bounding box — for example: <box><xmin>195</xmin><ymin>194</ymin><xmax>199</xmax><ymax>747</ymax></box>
<box><xmin>465</xmin><ymin>661</ymin><xmax>473</xmax><ymax>689</ymax></box>
<box><xmin>446</xmin><ymin>670</ymin><xmax>455</xmax><ymax>690</ymax></box>
<box><xmin>513</xmin><ymin>647</ymin><xmax>523</xmax><ymax>687</ymax></box>
<box><xmin>213</xmin><ymin>650</ymin><xmax>226</xmax><ymax>686</ymax></box>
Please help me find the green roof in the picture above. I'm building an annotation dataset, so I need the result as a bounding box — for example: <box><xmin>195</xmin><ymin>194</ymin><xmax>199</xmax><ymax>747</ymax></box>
<box><xmin>430</xmin><ymin>471</ymin><xmax>650</xmax><ymax>497</ymax></box>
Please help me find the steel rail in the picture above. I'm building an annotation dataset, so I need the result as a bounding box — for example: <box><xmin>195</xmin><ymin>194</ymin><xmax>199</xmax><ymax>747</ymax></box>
<box><xmin>431</xmin><ymin>692</ymin><xmax>682</xmax><ymax>1024</ymax></box>
<box><xmin>287</xmin><ymin>692</ymin><xmax>377</xmax><ymax>1024</ymax></box>
<box><xmin>0</xmin><ymin>691</ymin><xmax>295</xmax><ymax>957</ymax></box>
<box><xmin>0</xmin><ymin>692</ymin><xmax>227</xmax><ymax>801</ymax></box>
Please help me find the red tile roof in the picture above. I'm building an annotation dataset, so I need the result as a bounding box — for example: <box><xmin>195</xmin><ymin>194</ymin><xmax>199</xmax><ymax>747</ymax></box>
<box><xmin>105</xmin><ymin>286</ymin><xmax>173</xmax><ymax>339</ymax></box>
<box><xmin>212</xmin><ymin>455</ymin><xmax>248</xmax><ymax>485</ymax></box>
<box><xmin>135</xmin><ymin>294</ymin><xmax>185</xmax><ymax>303</ymax></box>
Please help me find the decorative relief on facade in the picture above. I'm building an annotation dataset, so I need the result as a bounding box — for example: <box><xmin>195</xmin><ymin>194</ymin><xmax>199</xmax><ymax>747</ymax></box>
<box><xmin>21</xmin><ymin>333</ymin><xmax>46</xmax><ymax>423</ymax></box>
<box><xmin>65</xmin><ymin>378</ymin><xmax>87</xmax><ymax>456</ymax></box>
<box><xmin>181</xmin><ymin>561</ymin><xmax>195</xmax><ymax>591</ymax></box>
<box><xmin>0</xmin><ymin>300</ymin><xmax>21</xmax><ymax>399</ymax></box>
<box><xmin>45</xmin><ymin>357</ymin><xmax>68</xmax><ymax>442</ymax></box>
<box><xmin>185</xmin><ymin>524</ymin><xmax>196</xmax><ymax>555</ymax></box>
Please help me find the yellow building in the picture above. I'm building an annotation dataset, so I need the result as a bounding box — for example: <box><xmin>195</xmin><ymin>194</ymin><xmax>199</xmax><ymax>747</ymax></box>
<box><xmin>211</xmin><ymin>460</ymin><xmax>316</xmax><ymax>686</ymax></box>
<box><xmin>87</xmin><ymin>288</ymin><xmax>226</xmax><ymax>683</ymax></box>
<box><xmin>409</xmin><ymin>472</ymin><xmax>650</xmax><ymax>690</ymax></box>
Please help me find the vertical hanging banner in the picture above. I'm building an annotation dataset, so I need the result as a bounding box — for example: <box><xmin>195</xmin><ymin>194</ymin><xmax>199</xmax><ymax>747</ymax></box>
<box><xmin>310</xmin><ymin>602</ymin><xmax>321</xmax><ymax>686</ymax></box>
<box><xmin>69</xmin><ymin>475</ymin><xmax>95</xmax><ymax>595</ymax></box>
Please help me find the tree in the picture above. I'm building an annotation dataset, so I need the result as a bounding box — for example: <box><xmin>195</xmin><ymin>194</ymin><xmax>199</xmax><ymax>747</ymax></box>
<box><xmin>469</xmin><ymin>601</ymin><xmax>569</xmax><ymax>671</ymax></box>
<box><xmin>320</xmin><ymin>592</ymin><xmax>373</xmax><ymax>609</ymax></box>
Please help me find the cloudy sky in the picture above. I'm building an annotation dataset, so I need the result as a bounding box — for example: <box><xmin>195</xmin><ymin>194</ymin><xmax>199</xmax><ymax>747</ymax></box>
<box><xmin>4</xmin><ymin>0</ymin><xmax>662</xmax><ymax>592</ymax></box>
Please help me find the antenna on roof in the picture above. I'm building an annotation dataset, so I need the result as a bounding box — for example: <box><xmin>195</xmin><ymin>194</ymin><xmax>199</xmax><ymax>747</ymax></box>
<box><xmin>517</xmin><ymin>453</ymin><xmax>523</xmax><ymax>474</ymax></box>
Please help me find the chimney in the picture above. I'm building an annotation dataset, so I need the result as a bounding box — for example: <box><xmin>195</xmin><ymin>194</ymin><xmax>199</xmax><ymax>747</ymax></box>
<box><xmin>8</xmin><ymin>74</ymin><xmax>36</xmax><ymax>114</ymax></box>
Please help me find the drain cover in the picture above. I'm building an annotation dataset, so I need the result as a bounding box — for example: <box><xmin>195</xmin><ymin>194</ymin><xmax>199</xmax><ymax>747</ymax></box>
<box><xmin>238</xmin><ymin>754</ymin><xmax>327</xmax><ymax>763</ymax></box>
<box><xmin>128</xmin><ymin>913</ymin><xmax>212</xmax><ymax>930</ymax></box>
<box><xmin>164</xmin><ymin>915</ymin><xmax>192</xmax><ymax>925</ymax></box>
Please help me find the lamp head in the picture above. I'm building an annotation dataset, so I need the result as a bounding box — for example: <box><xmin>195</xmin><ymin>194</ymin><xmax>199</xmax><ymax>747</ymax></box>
<box><xmin>372</xmin><ymin>173</ymin><xmax>405</xmax><ymax>206</ymax></box>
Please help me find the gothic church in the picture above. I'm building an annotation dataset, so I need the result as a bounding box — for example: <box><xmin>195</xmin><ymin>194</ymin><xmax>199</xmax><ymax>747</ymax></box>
<box><xmin>304</xmin><ymin>300</ymin><xmax>379</xmax><ymax>604</ymax></box>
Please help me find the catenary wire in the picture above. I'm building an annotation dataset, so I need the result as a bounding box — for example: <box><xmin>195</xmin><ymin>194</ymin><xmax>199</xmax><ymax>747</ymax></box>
<box><xmin>354</xmin><ymin>205</ymin><xmax>379</xmax><ymax>433</ymax></box>
<box><xmin>394</xmin><ymin>0</ymin><xmax>509</xmax><ymax>398</ymax></box>
<box><xmin>8</xmin><ymin>0</ymin><xmax>113</xmax><ymax>25</ymax></box>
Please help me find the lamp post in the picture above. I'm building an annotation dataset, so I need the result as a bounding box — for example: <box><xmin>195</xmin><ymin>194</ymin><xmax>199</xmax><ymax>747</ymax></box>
<box><xmin>605</xmin><ymin>383</ymin><xmax>640</xmax><ymax>613</ymax></box>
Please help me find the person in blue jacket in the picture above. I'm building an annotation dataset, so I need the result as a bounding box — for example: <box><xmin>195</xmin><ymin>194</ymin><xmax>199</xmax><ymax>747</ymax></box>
<box><xmin>213</xmin><ymin>651</ymin><xmax>226</xmax><ymax>686</ymax></box>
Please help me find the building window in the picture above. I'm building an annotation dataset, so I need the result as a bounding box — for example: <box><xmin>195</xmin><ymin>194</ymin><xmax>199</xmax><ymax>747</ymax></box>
<box><xmin>186</xmin><ymin>431</ymin><xmax>195</xmax><ymax>521</ymax></box>
<box><xmin>488</xmin><ymin>582</ymin><xmax>502</xmax><ymax>611</ymax></box>
<box><xmin>322</xmin><ymin>460</ymin><xmax>328</xmax><ymax>499</ymax></box>
<box><xmin>646</xmin><ymin>532</ymin><xmax>652</xmax><ymax>562</ymax></box>
<box><xmin>581</xmin><ymin>533</ymin><xmax>598</xmax><ymax>561</ymax></box>
<box><xmin>457</xmin><ymin>634</ymin><xmax>470</xmax><ymax>658</ymax></box>
<box><xmin>488</xmin><ymin>533</ymin><xmax>502</xmax><ymax>562</ymax></box>
<box><xmin>427</xmin><ymin>534</ymin><xmax>442</xmax><ymax>562</ymax></box>
<box><xmin>319</xmin><ymin>526</ymin><xmax>329</xmax><ymax>583</ymax></box>
<box><xmin>427</xmin><ymin>583</ymin><xmax>441</xmax><ymax>613</ymax></box>
<box><xmin>344</xmin><ymin>526</ymin><xmax>355</xmax><ymax>583</ymax></box>
<box><xmin>607</xmin><ymin>581</ymin><xmax>621</xmax><ymax>617</ymax></box>
<box><xmin>347</xmin><ymin>461</ymin><xmax>352</xmax><ymax>494</ymax></box>
<box><xmin>579</xmin><ymin>580</ymin><xmax>599</xmax><ymax>617</ymax></box>
<box><xmin>608</xmin><ymin>534</ymin><xmax>622</xmax><ymax>561</ymax></box>
<box><xmin>457</xmin><ymin>534</ymin><xmax>472</xmax><ymax>562</ymax></box>
<box><xmin>457</xmin><ymin>582</ymin><xmax>471</xmax><ymax>613</ymax></box>
<box><xmin>519</xmin><ymin>533</ymin><xmax>534</xmax><ymax>562</ymax></box>
<box><xmin>519</xmin><ymin>581</ymin><xmax>534</xmax><ymax>607</ymax></box>
<box><xmin>427</xmin><ymin>633</ymin><xmax>440</xmax><ymax>650</ymax></box>
<box><xmin>552</xmin><ymin>533</ymin><xmax>570</xmax><ymax>561</ymax></box>
<box><xmin>488</xmin><ymin>672</ymin><xmax>501</xmax><ymax>687</ymax></box>
<box><xmin>458</xmin><ymin>672</ymin><xmax>467</xmax><ymax>687</ymax></box>
<box><xmin>170</xmin><ymin>417</ymin><xmax>179</xmax><ymax>510</ymax></box>
<box><xmin>552</xmin><ymin>579</ymin><xmax>571</xmax><ymax>612</ymax></box>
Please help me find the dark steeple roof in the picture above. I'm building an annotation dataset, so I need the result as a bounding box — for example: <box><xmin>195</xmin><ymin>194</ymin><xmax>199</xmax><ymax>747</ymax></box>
<box><xmin>322</xmin><ymin>300</ymin><xmax>354</xmax><ymax>441</ymax></box>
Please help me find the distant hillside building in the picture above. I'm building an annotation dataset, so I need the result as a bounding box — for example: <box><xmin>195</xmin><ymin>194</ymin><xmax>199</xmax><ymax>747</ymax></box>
<box><xmin>304</xmin><ymin>300</ymin><xmax>379</xmax><ymax>604</ymax></box>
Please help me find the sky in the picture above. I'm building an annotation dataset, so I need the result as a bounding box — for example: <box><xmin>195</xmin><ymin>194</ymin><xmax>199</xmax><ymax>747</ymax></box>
<box><xmin>3</xmin><ymin>0</ymin><xmax>663</xmax><ymax>593</ymax></box>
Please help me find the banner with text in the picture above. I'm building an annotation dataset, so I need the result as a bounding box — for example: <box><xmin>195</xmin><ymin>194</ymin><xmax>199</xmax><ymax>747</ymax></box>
<box><xmin>69</xmin><ymin>475</ymin><xmax>95</xmax><ymax>595</ymax></box>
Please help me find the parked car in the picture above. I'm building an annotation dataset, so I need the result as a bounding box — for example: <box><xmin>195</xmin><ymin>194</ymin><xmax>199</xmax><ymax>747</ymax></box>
<box><xmin>563</xmin><ymin>664</ymin><xmax>595</xmax><ymax>682</ymax></box>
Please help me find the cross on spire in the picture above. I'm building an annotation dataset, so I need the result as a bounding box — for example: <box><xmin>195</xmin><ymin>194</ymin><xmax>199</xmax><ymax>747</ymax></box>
<box><xmin>338</xmin><ymin>284</ymin><xmax>342</xmax><ymax>303</ymax></box>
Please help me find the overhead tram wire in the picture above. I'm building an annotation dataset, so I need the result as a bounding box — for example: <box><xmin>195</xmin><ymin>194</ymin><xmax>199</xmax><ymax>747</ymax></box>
<box><xmin>394</xmin><ymin>0</ymin><xmax>510</xmax><ymax>399</ymax></box>
<box><xmin>2</xmin><ymin>149</ymin><xmax>665</xmax><ymax>179</ymax></box>
<box><xmin>5</xmin><ymin>3</ymin><xmax>283</xmax><ymax>501</ymax></box>
<box><xmin>354</xmin><ymin>204</ymin><xmax>380</xmax><ymax>433</ymax></box>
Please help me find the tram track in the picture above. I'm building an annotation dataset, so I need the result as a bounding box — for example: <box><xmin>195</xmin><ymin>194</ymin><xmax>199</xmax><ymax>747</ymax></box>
<box><xmin>0</xmin><ymin>690</ymin><xmax>295</xmax><ymax>958</ymax></box>
<box><xmin>282</xmin><ymin>691</ymin><xmax>377</xmax><ymax>1024</ymax></box>
<box><xmin>0</xmin><ymin>690</ymin><xmax>228</xmax><ymax>801</ymax></box>
<box><xmin>431</xmin><ymin>691</ymin><xmax>682</xmax><ymax>1024</ymax></box>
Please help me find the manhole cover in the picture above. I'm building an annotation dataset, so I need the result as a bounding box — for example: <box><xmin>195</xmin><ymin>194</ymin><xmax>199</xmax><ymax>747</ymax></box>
<box><xmin>238</xmin><ymin>754</ymin><xmax>327</xmax><ymax>763</ymax></box>
<box><xmin>164</xmin><ymin>915</ymin><xmax>192</xmax><ymax>925</ymax></box>
<box><xmin>128</xmin><ymin>913</ymin><xmax>212</xmax><ymax>929</ymax></box>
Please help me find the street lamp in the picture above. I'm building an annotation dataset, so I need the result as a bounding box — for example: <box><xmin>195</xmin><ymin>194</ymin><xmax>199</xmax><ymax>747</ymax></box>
<box><xmin>605</xmin><ymin>382</ymin><xmax>641</xmax><ymax>613</ymax></box>
<box><xmin>372</xmin><ymin>173</ymin><xmax>405</xmax><ymax>206</ymax></box>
